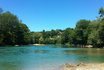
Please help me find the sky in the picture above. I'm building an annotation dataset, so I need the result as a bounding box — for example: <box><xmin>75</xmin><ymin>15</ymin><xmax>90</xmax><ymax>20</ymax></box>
<box><xmin>0</xmin><ymin>0</ymin><xmax>104</xmax><ymax>32</ymax></box>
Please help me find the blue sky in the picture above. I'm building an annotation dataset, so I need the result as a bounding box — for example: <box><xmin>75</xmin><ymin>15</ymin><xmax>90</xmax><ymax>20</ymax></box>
<box><xmin>0</xmin><ymin>0</ymin><xmax>104</xmax><ymax>31</ymax></box>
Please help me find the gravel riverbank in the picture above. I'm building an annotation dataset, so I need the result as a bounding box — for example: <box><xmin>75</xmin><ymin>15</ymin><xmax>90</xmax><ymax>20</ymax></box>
<box><xmin>61</xmin><ymin>63</ymin><xmax>104</xmax><ymax>70</ymax></box>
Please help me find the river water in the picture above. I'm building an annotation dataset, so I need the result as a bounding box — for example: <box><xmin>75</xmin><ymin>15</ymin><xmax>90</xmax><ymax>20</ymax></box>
<box><xmin>0</xmin><ymin>45</ymin><xmax>104</xmax><ymax>70</ymax></box>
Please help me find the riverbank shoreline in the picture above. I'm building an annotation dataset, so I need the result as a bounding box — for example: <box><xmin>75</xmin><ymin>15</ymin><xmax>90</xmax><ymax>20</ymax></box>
<box><xmin>32</xmin><ymin>44</ymin><xmax>46</xmax><ymax>46</ymax></box>
<box><xmin>0</xmin><ymin>44</ymin><xmax>46</xmax><ymax>47</ymax></box>
<box><xmin>61</xmin><ymin>63</ymin><xmax>104</xmax><ymax>70</ymax></box>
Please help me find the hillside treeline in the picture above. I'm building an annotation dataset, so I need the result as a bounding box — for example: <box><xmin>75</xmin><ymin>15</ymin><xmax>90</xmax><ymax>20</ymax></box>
<box><xmin>0</xmin><ymin>8</ymin><xmax>104</xmax><ymax>47</ymax></box>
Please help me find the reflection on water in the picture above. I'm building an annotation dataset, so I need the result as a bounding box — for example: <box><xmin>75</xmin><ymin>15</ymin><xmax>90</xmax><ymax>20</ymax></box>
<box><xmin>0</xmin><ymin>45</ymin><xmax>104</xmax><ymax>70</ymax></box>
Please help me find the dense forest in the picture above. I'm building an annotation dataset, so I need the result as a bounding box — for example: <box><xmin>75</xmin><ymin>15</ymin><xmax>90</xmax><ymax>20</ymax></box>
<box><xmin>0</xmin><ymin>8</ymin><xmax>104</xmax><ymax>48</ymax></box>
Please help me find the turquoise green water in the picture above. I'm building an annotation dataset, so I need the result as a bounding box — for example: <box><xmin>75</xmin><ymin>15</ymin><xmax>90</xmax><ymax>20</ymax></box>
<box><xmin>0</xmin><ymin>45</ymin><xmax>104</xmax><ymax>70</ymax></box>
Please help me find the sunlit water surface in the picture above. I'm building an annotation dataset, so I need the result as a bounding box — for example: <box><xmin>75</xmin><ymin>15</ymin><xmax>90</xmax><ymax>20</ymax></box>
<box><xmin>0</xmin><ymin>45</ymin><xmax>104</xmax><ymax>70</ymax></box>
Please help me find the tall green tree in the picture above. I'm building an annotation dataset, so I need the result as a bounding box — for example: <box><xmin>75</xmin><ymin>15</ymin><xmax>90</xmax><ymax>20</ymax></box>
<box><xmin>75</xmin><ymin>19</ymin><xmax>90</xmax><ymax>45</ymax></box>
<box><xmin>0</xmin><ymin>9</ymin><xmax>30</xmax><ymax>46</ymax></box>
<box><xmin>98</xmin><ymin>20</ymin><xmax>104</xmax><ymax>47</ymax></box>
<box><xmin>61</xmin><ymin>28</ymin><xmax>74</xmax><ymax>44</ymax></box>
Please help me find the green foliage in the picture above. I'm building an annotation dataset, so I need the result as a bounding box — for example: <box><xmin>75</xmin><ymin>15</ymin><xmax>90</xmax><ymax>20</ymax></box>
<box><xmin>98</xmin><ymin>20</ymin><xmax>104</xmax><ymax>47</ymax></box>
<box><xmin>61</xmin><ymin>28</ymin><xmax>74</xmax><ymax>44</ymax></box>
<box><xmin>87</xmin><ymin>30</ymin><xmax>99</xmax><ymax>47</ymax></box>
<box><xmin>0</xmin><ymin>7</ymin><xmax>104</xmax><ymax>48</ymax></box>
<box><xmin>76</xmin><ymin>20</ymin><xmax>90</xmax><ymax>29</ymax></box>
<box><xmin>33</xmin><ymin>32</ymin><xmax>42</xmax><ymax>44</ymax></box>
<box><xmin>0</xmin><ymin>8</ymin><xmax>3</xmax><ymax>15</ymax></box>
<box><xmin>0</xmin><ymin>9</ymin><xmax>30</xmax><ymax>46</ymax></box>
<box><xmin>30</xmin><ymin>29</ymin><xmax>63</xmax><ymax>44</ymax></box>
<box><xmin>99</xmin><ymin>7</ymin><xmax>104</xmax><ymax>17</ymax></box>
<box><xmin>29</xmin><ymin>8</ymin><xmax>104</xmax><ymax>48</ymax></box>
<box><xmin>74</xmin><ymin>20</ymin><xmax>90</xmax><ymax>45</ymax></box>
<box><xmin>87</xmin><ymin>20</ymin><xmax>103</xmax><ymax>47</ymax></box>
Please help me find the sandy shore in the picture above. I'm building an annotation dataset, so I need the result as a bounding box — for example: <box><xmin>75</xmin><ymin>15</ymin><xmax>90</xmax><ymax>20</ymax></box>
<box><xmin>61</xmin><ymin>63</ymin><xmax>104</xmax><ymax>70</ymax></box>
<box><xmin>32</xmin><ymin>44</ymin><xmax>46</xmax><ymax>46</ymax></box>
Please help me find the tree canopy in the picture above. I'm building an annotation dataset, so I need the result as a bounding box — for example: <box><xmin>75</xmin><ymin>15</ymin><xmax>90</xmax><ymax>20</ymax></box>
<box><xmin>0</xmin><ymin>10</ymin><xmax>30</xmax><ymax>46</ymax></box>
<box><xmin>0</xmin><ymin>8</ymin><xmax>104</xmax><ymax>48</ymax></box>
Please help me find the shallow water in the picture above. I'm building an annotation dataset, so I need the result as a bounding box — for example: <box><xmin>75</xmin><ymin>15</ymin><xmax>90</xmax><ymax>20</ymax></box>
<box><xmin>0</xmin><ymin>45</ymin><xmax>104</xmax><ymax>70</ymax></box>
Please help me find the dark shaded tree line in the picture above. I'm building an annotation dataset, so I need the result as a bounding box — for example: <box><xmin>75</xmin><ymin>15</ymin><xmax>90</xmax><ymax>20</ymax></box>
<box><xmin>0</xmin><ymin>8</ymin><xmax>30</xmax><ymax>46</ymax></box>
<box><xmin>61</xmin><ymin>8</ymin><xmax>104</xmax><ymax>47</ymax></box>
<box><xmin>30</xmin><ymin>8</ymin><xmax>104</xmax><ymax>48</ymax></box>
<box><xmin>0</xmin><ymin>8</ymin><xmax>104</xmax><ymax>48</ymax></box>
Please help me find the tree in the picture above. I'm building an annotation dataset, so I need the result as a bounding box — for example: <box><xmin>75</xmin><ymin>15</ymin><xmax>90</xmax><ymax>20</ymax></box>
<box><xmin>55</xmin><ymin>36</ymin><xmax>62</xmax><ymax>44</ymax></box>
<box><xmin>97</xmin><ymin>20</ymin><xmax>104</xmax><ymax>47</ymax></box>
<box><xmin>75</xmin><ymin>20</ymin><xmax>90</xmax><ymax>45</ymax></box>
<box><xmin>87</xmin><ymin>30</ymin><xmax>100</xmax><ymax>47</ymax></box>
<box><xmin>16</xmin><ymin>23</ymin><xmax>30</xmax><ymax>45</ymax></box>
<box><xmin>0</xmin><ymin>8</ymin><xmax>3</xmax><ymax>15</ymax></box>
<box><xmin>99</xmin><ymin>7</ymin><xmax>104</xmax><ymax>17</ymax></box>
<box><xmin>39</xmin><ymin>36</ymin><xmax>44</xmax><ymax>44</ymax></box>
<box><xmin>61</xmin><ymin>28</ymin><xmax>74</xmax><ymax>44</ymax></box>
<box><xmin>0</xmin><ymin>10</ymin><xmax>30</xmax><ymax>46</ymax></box>
<box><xmin>32</xmin><ymin>32</ymin><xmax>42</xmax><ymax>44</ymax></box>
<box><xmin>87</xmin><ymin>19</ymin><xmax>104</xmax><ymax>47</ymax></box>
<box><xmin>42</xmin><ymin>30</ymin><xmax>46</xmax><ymax>39</ymax></box>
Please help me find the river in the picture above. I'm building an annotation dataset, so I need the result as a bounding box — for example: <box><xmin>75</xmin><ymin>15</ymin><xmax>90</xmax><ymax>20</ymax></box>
<box><xmin>0</xmin><ymin>45</ymin><xmax>104</xmax><ymax>70</ymax></box>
